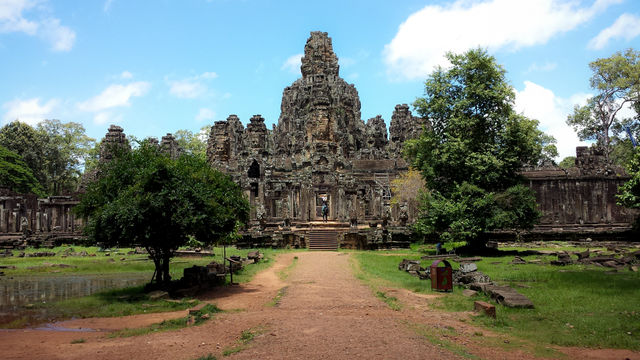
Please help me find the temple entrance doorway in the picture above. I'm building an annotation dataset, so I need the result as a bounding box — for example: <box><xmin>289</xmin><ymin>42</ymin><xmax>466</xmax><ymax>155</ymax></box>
<box><xmin>315</xmin><ymin>193</ymin><xmax>330</xmax><ymax>221</ymax></box>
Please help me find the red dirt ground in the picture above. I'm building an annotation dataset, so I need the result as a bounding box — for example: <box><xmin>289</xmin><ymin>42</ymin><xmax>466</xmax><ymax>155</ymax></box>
<box><xmin>1</xmin><ymin>252</ymin><xmax>638</xmax><ymax>360</ymax></box>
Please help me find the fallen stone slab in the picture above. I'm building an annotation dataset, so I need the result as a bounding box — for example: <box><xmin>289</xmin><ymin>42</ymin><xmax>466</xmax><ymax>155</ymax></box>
<box><xmin>511</xmin><ymin>256</ymin><xmax>526</xmax><ymax>264</ymax></box>
<box><xmin>483</xmin><ymin>285</ymin><xmax>534</xmax><ymax>309</ymax></box>
<box><xmin>457</xmin><ymin>257</ymin><xmax>482</xmax><ymax>263</ymax></box>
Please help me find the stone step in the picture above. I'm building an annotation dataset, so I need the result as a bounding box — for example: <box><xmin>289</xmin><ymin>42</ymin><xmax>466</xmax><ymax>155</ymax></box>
<box><xmin>307</xmin><ymin>231</ymin><xmax>339</xmax><ymax>251</ymax></box>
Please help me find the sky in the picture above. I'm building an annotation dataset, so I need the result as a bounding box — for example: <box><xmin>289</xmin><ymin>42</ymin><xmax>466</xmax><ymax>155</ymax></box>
<box><xmin>1</xmin><ymin>0</ymin><xmax>639</xmax><ymax>160</ymax></box>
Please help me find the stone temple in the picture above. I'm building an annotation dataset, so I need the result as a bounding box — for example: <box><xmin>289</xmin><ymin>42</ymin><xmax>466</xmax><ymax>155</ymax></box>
<box><xmin>1</xmin><ymin>32</ymin><xmax>637</xmax><ymax>250</ymax></box>
<box><xmin>206</xmin><ymin>32</ymin><xmax>422</xmax><ymax>248</ymax></box>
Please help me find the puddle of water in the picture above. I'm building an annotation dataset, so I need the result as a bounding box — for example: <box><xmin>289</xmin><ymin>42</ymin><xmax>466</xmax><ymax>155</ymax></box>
<box><xmin>32</xmin><ymin>323</ymin><xmax>96</xmax><ymax>332</ymax></box>
<box><xmin>0</xmin><ymin>274</ymin><xmax>149</xmax><ymax>326</ymax></box>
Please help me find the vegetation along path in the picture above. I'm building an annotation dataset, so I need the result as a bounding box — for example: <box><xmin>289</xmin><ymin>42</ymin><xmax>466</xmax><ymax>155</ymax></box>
<box><xmin>2</xmin><ymin>252</ymin><xmax>639</xmax><ymax>359</ymax></box>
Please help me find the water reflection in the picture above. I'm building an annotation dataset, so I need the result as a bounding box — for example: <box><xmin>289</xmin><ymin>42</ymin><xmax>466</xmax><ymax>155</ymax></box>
<box><xmin>0</xmin><ymin>274</ymin><xmax>149</xmax><ymax>311</ymax></box>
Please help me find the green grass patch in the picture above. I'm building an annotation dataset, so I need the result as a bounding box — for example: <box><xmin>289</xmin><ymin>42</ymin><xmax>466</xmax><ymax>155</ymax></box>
<box><xmin>375</xmin><ymin>291</ymin><xmax>401</xmax><ymax>311</ymax></box>
<box><xmin>222</xmin><ymin>326</ymin><xmax>266</xmax><ymax>356</ymax></box>
<box><xmin>70</xmin><ymin>338</ymin><xmax>86</xmax><ymax>344</ymax></box>
<box><xmin>277</xmin><ymin>256</ymin><xmax>298</xmax><ymax>280</ymax></box>
<box><xmin>110</xmin><ymin>303</ymin><xmax>221</xmax><ymax>338</ymax></box>
<box><xmin>267</xmin><ymin>286</ymin><xmax>288</xmax><ymax>307</ymax></box>
<box><xmin>353</xmin><ymin>249</ymin><xmax>640</xmax><ymax>350</ymax></box>
<box><xmin>403</xmin><ymin>320</ymin><xmax>479</xmax><ymax>359</ymax></box>
<box><xmin>0</xmin><ymin>245</ymin><xmax>297</xmax><ymax>279</ymax></box>
<box><xmin>193</xmin><ymin>355</ymin><xmax>217</xmax><ymax>360</ymax></box>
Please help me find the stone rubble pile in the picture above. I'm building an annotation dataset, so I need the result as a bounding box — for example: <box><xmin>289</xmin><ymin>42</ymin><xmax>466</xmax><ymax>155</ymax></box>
<box><xmin>550</xmin><ymin>249</ymin><xmax>640</xmax><ymax>268</ymax></box>
<box><xmin>397</xmin><ymin>258</ymin><xmax>535</xmax><ymax>308</ymax></box>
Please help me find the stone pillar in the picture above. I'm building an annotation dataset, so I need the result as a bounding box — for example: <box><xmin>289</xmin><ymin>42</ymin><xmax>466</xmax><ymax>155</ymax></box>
<box><xmin>10</xmin><ymin>211</ymin><xmax>17</xmax><ymax>232</ymax></box>
<box><xmin>36</xmin><ymin>211</ymin><xmax>41</xmax><ymax>232</ymax></box>
<box><xmin>0</xmin><ymin>209</ymin><xmax>6</xmax><ymax>233</ymax></box>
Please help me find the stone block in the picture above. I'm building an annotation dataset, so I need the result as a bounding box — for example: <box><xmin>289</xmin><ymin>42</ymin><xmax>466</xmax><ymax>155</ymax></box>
<box><xmin>474</xmin><ymin>301</ymin><xmax>496</xmax><ymax>318</ymax></box>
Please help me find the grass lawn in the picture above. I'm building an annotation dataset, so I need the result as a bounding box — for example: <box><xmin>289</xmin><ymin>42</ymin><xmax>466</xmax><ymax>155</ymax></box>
<box><xmin>352</xmin><ymin>246</ymin><xmax>640</xmax><ymax>350</ymax></box>
<box><xmin>0</xmin><ymin>245</ymin><xmax>294</xmax><ymax>328</ymax></box>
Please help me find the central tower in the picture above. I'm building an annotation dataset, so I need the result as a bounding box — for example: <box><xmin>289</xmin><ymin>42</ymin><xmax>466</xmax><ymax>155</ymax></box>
<box><xmin>273</xmin><ymin>31</ymin><xmax>364</xmax><ymax>166</ymax></box>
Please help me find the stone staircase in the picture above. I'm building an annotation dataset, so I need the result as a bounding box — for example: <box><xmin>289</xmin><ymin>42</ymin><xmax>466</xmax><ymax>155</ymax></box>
<box><xmin>307</xmin><ymin>230</ymin><xmax>339</xmax><ymax>251</ymax></box>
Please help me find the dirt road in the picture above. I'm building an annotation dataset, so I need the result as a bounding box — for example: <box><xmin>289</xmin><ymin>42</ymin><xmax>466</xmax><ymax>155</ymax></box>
<box><xmin>1</xmin><ymin>252</ymin><xmax>638</xmax><ymax>360</ymax></box>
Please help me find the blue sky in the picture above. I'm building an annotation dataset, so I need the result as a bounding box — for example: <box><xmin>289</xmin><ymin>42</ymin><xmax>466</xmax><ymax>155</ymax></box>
<box><xmin>1</xmin><ymin>0</ymin><xmax>639</xmax><ymax>160</ymax></box>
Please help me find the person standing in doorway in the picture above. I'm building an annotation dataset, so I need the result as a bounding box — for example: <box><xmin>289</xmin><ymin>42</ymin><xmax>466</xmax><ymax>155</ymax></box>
<box><xmin>321</xmin><ymin>196</ymin><xmax>328</xmax><ymax>222</ymax></box>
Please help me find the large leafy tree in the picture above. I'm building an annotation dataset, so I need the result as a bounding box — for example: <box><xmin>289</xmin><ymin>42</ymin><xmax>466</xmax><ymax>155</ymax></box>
<box><xmin>0</xmin><ymin>145</ymin><xmax>45</xmax><ymax>196</ymax></box>
<box><xmin>0</xmin><ymin>121</ymin><xmax>48</xmax><ymax>189</ymax></box>
<box><xmin>75</xmin><ymin>142</ymin><xmax>249</xmax><ymax>285</ymax></box>
<box><xmin>567</xmin><ymin>48</ymin><xmax>640</xmax><ymax>163</ymax></box>
<box><xmin>406</xmin><ymin>49</ymin><xmax>542</xmax><ymax>247</ymax></box>
<box><xmin>0</xmin><ymin>120</ymin><xmax>95</xmax><ymax>195</ymax></box>
<box><xmin>36</xmin><ymin>120</ymin><xmax>95</xmax><ymax>195</ymax></box>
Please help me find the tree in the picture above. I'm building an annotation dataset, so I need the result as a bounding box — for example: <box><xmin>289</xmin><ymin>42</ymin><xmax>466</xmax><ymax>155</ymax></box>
<box><xmin>567</xmin><ymin>48</ymin><xmax>640</xmax><ymax>163</ymax></box>
<box><xmin>0</xmin><ymin>120</ymin><xmax>95</xmax><ymax>195</ymax></box>
<box><xmin>558</xmin><ymin>156</ymin><xmax>576</xmax><ymax>169</ymax></box>
<box><xmin>0</xmin><ymin>145</ymin><xmax>45</xmax><ymax>196</ymax></box>
<box><xmin>174</xmin><ymin>126</ymin><xmax>211</xmax><ymax>159</ymax></box>
<box><xmin>617</xmin><ymin>148</ymin><xmax>640</xmax><ymax>216</ymax></box>
<box><xmin>0</xmin><ymin>121</ymin><xmax>48</xmax><ymax>189</ymax></box>
<box><xmin>406</xmin><ymin>49</ymin><xmax>541</xmax><ymax>247</ymax></box>
<box><xmin>36</xmin><ymin>120</ymin><xmax>95</xmax><ymax>195</ymax></box>
<box><xmin>75</xmin><ymin>142</ymin><xmax>249</xmax><ymax>285</ymax></box>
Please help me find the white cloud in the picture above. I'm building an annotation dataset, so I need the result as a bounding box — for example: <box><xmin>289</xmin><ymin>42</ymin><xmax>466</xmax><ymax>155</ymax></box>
<box><xmin>515</xmin><ymin>81</ymin><xmax>591</xmax><ymax>160</ymax></box>
<box><xmin>78</xmin><ymin>81</ymin><xmax>151</xmax><ymax>112</ymax></box>
<box><xmin>166</xmin><ymin>72</ymin><xmax>218</xmax><ymax>99</ymax></box>
<box><xmin>384</xmin><ymin>0</ymin><xmax>622</xmax><ymax>80</ymax></box>
<box><xmin>0</xmin><ymin>0</ymin><xmax>75</xmax><ymax>52</ymax></box>
<box><xmin>281</xmin><ymin>53</ymin><xmax>302</xmax><ymax>74</ymax></box>
<box><xmin>0</xmin><ymin>0</ymin><xmax>38</xmax><ymax>34</ymax></box>
<box><xmin>39</xmin><ymin>18</ymin><xmax>75</xmax><ymax>52</ymax></box>
<box><xmin>120</xmin><ymin>71</ymin><xmax>133</xmax><ymax>79</ymax></box>
<box><xmin>169</xmin><ymin>80</ymin><xmax>206</xmax><ymax>99</ymax></box>
<box><xmin>93</xmin><ymin>111</ymin><xmax>122</xmax><ymax>125</ymax></box>
<box><xmin>195</xmin><ymin>108</ymin><xmax>215</xmax><ymax>122</ymax></box>
<box><xmin>200</xmin><ymin>71</ymin><xmax>218</xmax><ymax>79</ymax></box>
<box><xmin>588</xmin><ymin>13</ymin><xmax>640</xmax><ymax>50</ymax></box>
<box><xmin>2</xmin><ymin>97</ymin><xmax>59</xmax><ymax>126</ymax></box>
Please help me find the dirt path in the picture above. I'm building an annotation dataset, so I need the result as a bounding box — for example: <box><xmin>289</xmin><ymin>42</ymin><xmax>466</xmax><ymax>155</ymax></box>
<box><xmin>1</xmin><ymin>252</ymin><xmax>639</xmax><ymax>360</ymax></box>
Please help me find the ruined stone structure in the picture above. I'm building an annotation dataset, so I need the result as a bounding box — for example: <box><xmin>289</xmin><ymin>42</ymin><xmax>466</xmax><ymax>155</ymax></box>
<box><xmin>206</xmin><ymin>32</ymin><xmax>422</xmax><ymax>248</ymax></box>
<box><xmin>2</xmin><ymin>32</ymin><xmax>636</xmax><ymax>249</ymax></box>
<box><xmin>518</xmin><ymin>146</ymin><xmax>638</xmax><ymax>240</ymax></box>
<box><xmin>0</xmin><ymin>125</ymin><xmax>183</xmax><ymax>249</ymax></box>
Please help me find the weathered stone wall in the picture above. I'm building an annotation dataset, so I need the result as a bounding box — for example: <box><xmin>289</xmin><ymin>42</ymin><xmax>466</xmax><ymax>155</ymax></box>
<box><xmin>0</xmin><ymin>189</ymin><xmax>83</xmax><ymax>242</ymax></box>
<box><xmin>521</xmin><ymin>146</ymin><xmax>638</xmax><ymax>236</ymax></box>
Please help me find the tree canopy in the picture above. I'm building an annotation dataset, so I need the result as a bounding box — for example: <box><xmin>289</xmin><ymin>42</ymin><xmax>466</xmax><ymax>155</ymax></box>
<box><xmin>617</xmin><ymin>148</ymin><xmax>640</xmax><ymax>227</ymax></box>
<box><xmin>567</xmin><ymin>48</ymin><xmax>640</xmax><ymax>164</ymax></box>
<box><xmin>0</xmin><ymin>145</ymin><xmax>45</xmax><ymax>196</ymax></box>
<box><xmin>0</xmin><ymin>120</ymin><xmax>95</xmax><ymax>195</ymax></box>
<box><xmin>173</xmin><ymin>126</ymin><xmax>211</xmax><ymax>159</ymax></box>
<box><xmin>406</xmin><ymin>49</ymin><xmax>542</xmax><ymax>247</ymax></box>
<box><xmin>75</xmin><ymin>142</ymin><xmax>249</xmax><ymax>284</ymax></box>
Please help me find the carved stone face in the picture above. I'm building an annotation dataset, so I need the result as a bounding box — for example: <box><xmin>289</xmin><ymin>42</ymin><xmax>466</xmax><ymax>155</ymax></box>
<box><xmin>214</xmin><ymin>137</ymin><xmax>230</xmax><ymax>161</ymax></box>
<box><xmin>249</xmin><ymin>132</ymin><xmax>264</xmax><ymax>149</ymax></box>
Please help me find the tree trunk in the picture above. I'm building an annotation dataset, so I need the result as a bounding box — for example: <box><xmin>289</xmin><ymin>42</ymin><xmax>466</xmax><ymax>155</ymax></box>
<box><xmin>162</xmin><ymin>253</ymin><xmax>171</xmax><ymax>284</ymax></box>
